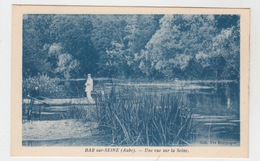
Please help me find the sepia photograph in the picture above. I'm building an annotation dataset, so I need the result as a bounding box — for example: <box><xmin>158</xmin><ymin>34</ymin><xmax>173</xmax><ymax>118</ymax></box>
<box><xmin>11</xmin><ymin>6</ymin><xmax>250</xmax><ymax>157</ymax></box>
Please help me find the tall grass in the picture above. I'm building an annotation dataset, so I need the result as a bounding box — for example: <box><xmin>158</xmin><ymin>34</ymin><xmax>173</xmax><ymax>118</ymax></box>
<box><xmin>63</xmin><ymin>99</ymin><xmax>96</xmax><ymax>121</ymax></box>
<box><xmin>95</xmin><ymin>85</ymin><xmax>195</xmax><ymax>146</ymax></box>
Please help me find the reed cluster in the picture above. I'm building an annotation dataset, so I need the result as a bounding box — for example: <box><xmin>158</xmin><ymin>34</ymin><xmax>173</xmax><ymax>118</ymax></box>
<box><xmin>95</xmin><ymin>86</ymin><xmax>195</xmax><ymax>146</ymax></box>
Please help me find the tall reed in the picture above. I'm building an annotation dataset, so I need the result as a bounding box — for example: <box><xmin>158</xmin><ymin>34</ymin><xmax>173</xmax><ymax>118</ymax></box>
<box><xmin>95</xmin><ymin>85</ymin><xmax>195</xmax><ymax>146</ymax></box>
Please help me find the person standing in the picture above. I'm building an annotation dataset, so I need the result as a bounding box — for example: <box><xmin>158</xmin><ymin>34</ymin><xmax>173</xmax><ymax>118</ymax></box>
<box><xmin>85</xmin><ymin>74</ymin><xmax>94</xmax><ymax>103</ymax></box>
<box><xmin>27</xmin><ymin>86</ymin><xmax>41</xmax><ymax>120</ymax></box>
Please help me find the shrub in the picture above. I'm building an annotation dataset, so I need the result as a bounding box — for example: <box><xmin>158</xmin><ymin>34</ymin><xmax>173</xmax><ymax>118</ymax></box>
<box><xmin>23</xmin><ymin>74</ymin><xmax>67</xmax><ymax>98</ymax></box>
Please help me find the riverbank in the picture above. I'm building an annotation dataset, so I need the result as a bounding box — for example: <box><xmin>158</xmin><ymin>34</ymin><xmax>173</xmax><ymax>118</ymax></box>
<box><xmin>23</xmin><ymin>119</ymin><xmax>98</xmax><ymax>141</ymax></box>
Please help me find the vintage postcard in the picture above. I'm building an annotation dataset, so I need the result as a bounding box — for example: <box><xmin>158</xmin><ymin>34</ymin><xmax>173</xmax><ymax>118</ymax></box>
<box><xmin>11</xmin><ymin>5</ymin><xmax>250</xmax><ymax>158</ymax></box>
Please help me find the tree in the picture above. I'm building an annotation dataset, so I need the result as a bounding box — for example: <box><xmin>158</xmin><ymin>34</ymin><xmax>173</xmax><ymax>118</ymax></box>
<box><xmin>55</xmin><ymin>53</ymin><xmax>80</xmax><ymax>79</ymax></box>
<box><xmin>91</xmin><ymin>15</ymin><xmax>159</xmax><ymax>78</ymax></box>
<box><xmin>23</xmin><ymin>14</ymin><xmax>54</xmax><ymax>77</ymax></box>
<box><xmin>138</xmin><ymin>14</ymin><xmax>240</xmax><ymax>80</ymax></box>
<box><xmin>49</xmin><ymin>15</ymin><xmax>98</xmax><ymax>76</ymax></box>
<box><xmin>22</xmin><ymin>14</ymin><xmax>240</xmax><ymax>80</ymax></box>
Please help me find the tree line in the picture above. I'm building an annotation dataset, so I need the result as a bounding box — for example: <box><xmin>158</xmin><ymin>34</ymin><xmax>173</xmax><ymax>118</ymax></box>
<box><xmin>23</xmin><ymin>14</ymin><xmax>240</xmax><ymax>81</ymax></box>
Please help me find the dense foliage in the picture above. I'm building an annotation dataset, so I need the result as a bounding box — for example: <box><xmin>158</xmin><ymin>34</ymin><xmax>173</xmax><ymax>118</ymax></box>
<box><xmin>23</xmin><ymin>14</ymin><xmax>240</xmax><ymax>80</ymax></box>
<box><xmin>23</xmin><ymin>74</ymin><xmax>67</xmax><ymax>98</ymax></box>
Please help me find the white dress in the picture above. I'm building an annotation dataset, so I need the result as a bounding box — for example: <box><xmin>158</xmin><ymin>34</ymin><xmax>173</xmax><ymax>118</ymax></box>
<box><xmin>85</xmin><ymin>78</ymin><xmax>94</xmax><ymax>103</ymax></box>
<box><xmin>85</xmin><ymin>78</ymin><xmax>93</xmax><ymax>92</ymax></box>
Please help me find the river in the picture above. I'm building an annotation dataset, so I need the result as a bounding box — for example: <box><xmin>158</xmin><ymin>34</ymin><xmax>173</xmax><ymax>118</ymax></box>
<box><xmin>23</xmin><ymin>79</ymin><xmax>240</xmax><ymax>146</ymax></box>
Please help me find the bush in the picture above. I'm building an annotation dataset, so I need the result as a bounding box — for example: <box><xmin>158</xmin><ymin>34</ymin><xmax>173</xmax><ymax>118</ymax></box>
<box><xmin>23</xmin><ymin>74</ymin><xmax>67</xmax><ymax>98</ymax></box>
